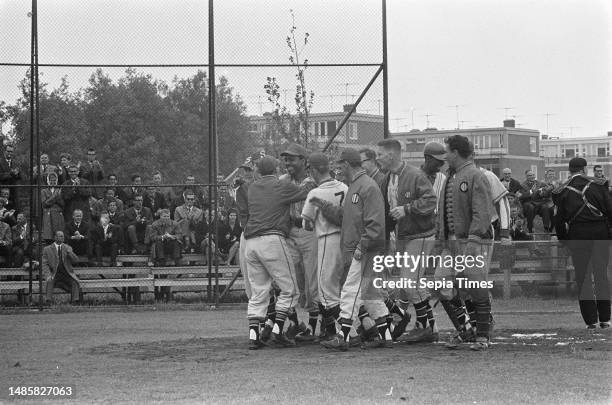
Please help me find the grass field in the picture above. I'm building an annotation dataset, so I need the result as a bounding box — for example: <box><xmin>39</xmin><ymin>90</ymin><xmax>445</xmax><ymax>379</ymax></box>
<box><xmin>1</xmin><ymin>298</ymin><xmax>610</xmax><ymax>405</ymax></box>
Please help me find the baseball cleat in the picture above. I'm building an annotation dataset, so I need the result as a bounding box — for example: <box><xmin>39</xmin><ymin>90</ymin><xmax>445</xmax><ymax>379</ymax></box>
<box><xmin>446</xmin><ymin>328</ymin><xmax>476</xmax><ymax>349</ymax></box>
<box><xmin>320</xmin><ymin>334</ymin><xmax>349</xmax><ymax>351</ymax></box>
<box><xmin>391</xmin><ymin>312</ymin><xmax>411</xmax><ymax>341</ymax></box>
<box><xmin>270</xmin><ymin>333</ymin><xmax>296</xmax><ymax>348</ymax></box>
<box><xmin>360</xmin><ymin>335</ymin><xmax>393</xmax><ymax>349</ymax></box>
<box><xmin>600</xmin><ymin>322</ymin><xmax>610</xmax><ymax>329</ymax></box>
<box><xmin>249</xmin><ymin>339</ymin><xmax>266</xmax><ymax>350</ymax></box>
<box><xmin>469</xmin><ymin>337</ymin><xmax>490</xmax><ymax>351</ymax></box>
<box><xmin>397</xmin><ymin>325</ymin><xmax>438</xmax><ymax>344</ymax></box>
<box><xmin>586</xmin><ymin>324</ymin><xmax>597</xmax><ymax>330</ymax></box>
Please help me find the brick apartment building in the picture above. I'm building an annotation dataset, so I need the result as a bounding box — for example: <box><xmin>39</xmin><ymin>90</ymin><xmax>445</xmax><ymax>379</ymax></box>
<box><xmin>541</xmin><ymin>133</ymin><xmax>612</xmax><ymax>181</ymax></box>
<box><xmin>392</xmin><ymin>120</ymin><xmax>544</xmax><ymax>178</ymax></box>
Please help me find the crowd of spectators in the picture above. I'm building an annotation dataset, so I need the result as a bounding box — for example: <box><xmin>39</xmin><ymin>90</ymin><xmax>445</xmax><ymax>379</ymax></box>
<box><xmin>0</xmin><ymin>146</ymin><xmax>243</xmax><ymax>269</ymax></box>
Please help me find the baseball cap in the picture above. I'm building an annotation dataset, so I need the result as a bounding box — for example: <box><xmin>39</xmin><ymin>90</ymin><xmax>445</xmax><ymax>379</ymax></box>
<box><xmin>423</xmin><ymin>141</ymin><xmax>446</xmax><ymax>161</ymax></box>
<box><xmin>336</xmin><ymin>148</ymin><xmax>361</xmax><ymax>165</ymax></box>
<box><xmin>308</xmin><ymin>152</ymin><xmax>329</xmax><ymax>170</ymax></box>
<box><xmin>280</xmin><ymin>143</ymin><xmax>309</xmax><ymax>158</ymax></box>
<box><xmin>568</xmin><ymin>157</ymin><xmax>587</xmax><ymax>171</ymax></box>
<box><xmin>256</xmin><ymin>156</ymin><xmax>278</xmax><ymax>175</ymax></box>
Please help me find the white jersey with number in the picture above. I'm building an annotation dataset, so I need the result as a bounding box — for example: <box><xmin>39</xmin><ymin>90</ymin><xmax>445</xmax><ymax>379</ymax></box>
<box><xmin>301</xmin><ymin>179</ymin><xmax>348</xmax><ymax>237</ymax></box>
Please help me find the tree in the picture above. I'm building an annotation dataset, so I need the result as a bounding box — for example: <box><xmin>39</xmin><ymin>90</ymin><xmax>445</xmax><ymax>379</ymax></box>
<box><xmin>263</xmin><ymin>9</ymin><xmax>315</xmax><ymax>155</ymax></box>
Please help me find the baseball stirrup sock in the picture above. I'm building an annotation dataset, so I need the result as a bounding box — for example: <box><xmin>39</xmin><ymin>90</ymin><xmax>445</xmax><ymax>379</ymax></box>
<box><xmin>249</xmin><ymin>318</ymin><xmax>260</xmax><ymax>340</ymax></box>
<box><xmin>339</xmin><ymin>318</ymin><xmax>353</xmax><ymax>342</ymax></box>
<box><xmin>266</xmin><ymin>295</ymin><xmax>277</xmax><ymax>322</ymax></box>
<box><xmin>414</xmin><ymin>300</ymin><xmax>434</xmax><ymax>329</ymax></box>
<box><xmin>308</xmin><ymin>310</ymin><xmax>320</xmax><ymax>334</ymax></box>
<box><xmin>473</xmin><ymin>300</ymin><xmax>492</xmax><ymax>338</ymax></box>
<box><xmin>274</xmin><ymin>309</ymin><xmax>289</xmax><ymax>334</ymax></box>
<box><xmin>465</xmin><ymin>299</ymin><xmax>477</xmax><ymax>329</ymax></box>
<box><xmin>375</xmin><ymin>317</ymin><xmax>392</xmax><ymax>340</ymax></box>
<box><xmin>385</xmin><ymin>298</ymin><xmax>406</xmax><ymax>317</ymax></box>
<box><xmin>288</xmin><ymin>309</ymin><xmax>299</xmax><ymax>326</ymax></box>
<box><xmin>358</xmin><ymin>306</ymin><xmax>370</xmax><ymax>323</ymax></box>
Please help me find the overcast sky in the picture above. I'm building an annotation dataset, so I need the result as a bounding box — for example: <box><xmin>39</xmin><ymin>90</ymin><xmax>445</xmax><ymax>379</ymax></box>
<box><xmin>1</xmin><ymin>0</ymin><xmax>610</xmax><ymax>138</ymax></box>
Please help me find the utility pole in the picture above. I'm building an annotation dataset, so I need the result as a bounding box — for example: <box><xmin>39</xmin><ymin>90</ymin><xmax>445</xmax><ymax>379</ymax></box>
<box><xmin>448</xmin><ymin>104</ymin><xmax>465</xmax><ymax>129</ymax></box>
<box><xmin>498</xmin><ymin>107</ymin><xmax>515</xmax><ymax>120</ymax></box>
<box><xmin>337</xmin><ymin>82</ymin><xmax>358</xmax><ymax>104</ymax></box>
<box><xmin>543</xmin><ymin>113</ymin><xmax>555</xmax><ymax>135</ymax></box>
<box><xmin>422</xmin><ymin>113</ymin><xmax>434</xmax><ymax>129</ymax></box>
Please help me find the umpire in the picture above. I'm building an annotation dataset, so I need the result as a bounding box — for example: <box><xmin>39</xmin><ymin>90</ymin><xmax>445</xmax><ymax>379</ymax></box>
<box><xmin>553</xmin><ymin>157</ymin><xmax>611</xmax><ymax>329</ymax></box>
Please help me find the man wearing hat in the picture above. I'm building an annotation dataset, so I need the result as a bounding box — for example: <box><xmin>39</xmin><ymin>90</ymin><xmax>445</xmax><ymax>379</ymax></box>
<box><xmin>315</xmin><ymin>148</ymin><xmax>391</xmax><ymax>351</ymax></box>
<box><xmin>245</xmin><ymin>155</ymin><xmax>311</xmax><ymax>349</ymax></box>
<box><xmin>422</xmin><ymin>141</ymin><xmax>447</xmax><ymax>213</ymax></box>
<box><xmin>553</xmin><ymin>157</ymin><xmax>611</xmax><ymax>330</ymax></box>
<box><xmin>500</xmin><ymin>168</ymin><xmax>521</xmax><ymax>194</ymax></box>
<box><xmin>279</xmin><ymin>143</ymin><xmax>319</xmax><ymax>339</ymax></box>
<box><xmin>301</xmin><ymin>152</ymin><xmax>348</xmax><ymax>341</ymax></box>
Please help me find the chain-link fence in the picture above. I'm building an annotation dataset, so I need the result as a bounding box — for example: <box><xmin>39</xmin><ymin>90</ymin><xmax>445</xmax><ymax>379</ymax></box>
<box><xmin>0</xmin><ymin>0</ymin><xmax>389</xmax><ymax>307</ymax></box>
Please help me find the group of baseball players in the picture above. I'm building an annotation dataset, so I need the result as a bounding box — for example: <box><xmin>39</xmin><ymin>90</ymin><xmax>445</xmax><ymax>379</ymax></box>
<box><xmin>238</xmin><ymin>134</ymin><xmax>510</xmax><ymax>352</ymax></box>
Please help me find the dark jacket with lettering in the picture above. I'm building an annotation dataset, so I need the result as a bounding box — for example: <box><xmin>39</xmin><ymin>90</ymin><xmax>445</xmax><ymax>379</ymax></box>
<box><xmin>381</xmin><ymin>162</ymin><xmax>437</xmax><ymax>240</ymax></box>
<box><xmin>437</xmin><ymin>161</ymin><xmax>494</xmax><ymax>241</ymax></box>
<box><xmin>341</xmin><ymin>170</ymin><xmax>385</xmax><ymax>253</ymax></box>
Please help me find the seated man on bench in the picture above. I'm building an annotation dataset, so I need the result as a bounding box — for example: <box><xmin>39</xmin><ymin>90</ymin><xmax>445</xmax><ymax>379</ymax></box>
<box><xmin>123</xmin><ymin>194</ymin><xmax>153</xmax><ymax>254</ymax></box>
<box><xmin>150</xmin><ymin>209</ymin><xmax>182</xmax><ymax>302</ymax></box>
<box><xmin>91</xmin><ymin>213</ymin><xmax>122</xmax><ymax>266</ymax></box>
<box><xmin>43</xmin><ymin>230</ymin><xmax>80</xmax><ymax>305</ymax></box>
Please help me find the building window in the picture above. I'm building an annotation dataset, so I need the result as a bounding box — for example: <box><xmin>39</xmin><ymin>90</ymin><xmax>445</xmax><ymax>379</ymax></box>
<box><xmin>347</xmin><ymin>122</ymin><xmax>358</xmax><ymax>140</ymax></box>
<box><xmin>597</xmin><ymin>146</ymin><xmax>609</xmax><ymax>157</ymax></box>
<box><xmin>529</xmin><ymin>137</ymin><xmax>537</xmax><ymax>153</ymax></box>
<box><xmin>317</xmin><ymin>122</ymin><xmax>326</xmax><ymax>137</ymax></box>
<box><xmin>416</xmin><ymin>137</ymin><xmax>426</xmax><ymax>144</ymax></box>
<box><xmin>327</xmin><ymin>121</ymin><xmax>337</xmax><ymax>138</ymax></box>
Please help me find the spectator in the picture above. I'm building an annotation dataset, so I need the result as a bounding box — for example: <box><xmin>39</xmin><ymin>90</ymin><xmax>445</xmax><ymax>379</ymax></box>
<box><xmin>500</xmin><ymin>168</ymin><xmax>521</xmax><ymax>194</ymax></box>
<box><xmin>106</xmin><ymin>173</ymin><xmax>129</xmax><ymax>204</ymax></box>
<box><xmin>41</xmin><ymin>172</ymin><xmax>65</xmax><ymax>242</ymax></box>
<box><xmin>150</xmin><ymin>209</ymin><xmax>182</xmax><ymax>302</ymax></box>
<box><xmin>0</xmin><ymin>196</ymin><xmax>16</xmax><ymax>227</ymax></box>
<box><xmin>64</xmin><ymin>209</ymin><xmax>90</xmax><ymax>257</ymax></box>
<box><xmin>11</xmin><ymin>212</ymin><xmax>30</xmax><ymax>267</ymax></box>
<box><xmin>91</xmin><ymin>213</ymin><xmax>121</xmax><ymax>266</ymax></box>
<box><xmin>198</xmin><ymin>205</ymin><xmax>218</xmax><ymax>264</ymax></box>
<box><xmin>56</xmin><ymin>153</ymin><xmax>73</xmax><ymax>185</ymax></box>
<box><xmin>223</xmin><ymin>209</ymin><xmax>242</xmax><ymax>265</ymax></box>
<box><xmin>106</xmin><ymin>200</ymin><xmax>122</xmax><ymax>226</ymax></box>
<box><xmin>124</xmin><ymin>175</ymin><xmax>144</xmax><ymax>208</ymax></box>
<box><xmin>545</xmin><ymin>169</ymin><xmax>561</xmax><ymax>188</ymax></box>
<box><xmin>509</xmin><ymin>206</ymin><xmax>530</xmax><ymax>241</ymax></box>
<box><xmin>0</xmin><ymin>188</ymin><xmax>15</xmax><ymax>212</ymax></box>
<box><xmin>33</xmin><ymin>153</ymin><xmax>58</xmax><ymax>179</ymax></box>
<box><xmin>96</xmin><ymin>188</ymin><xmax>125</xmax><ymax>215</ymax></box>
<box><xmin>175</xmin><ymin>175</ymin><xmax>204</xmax><ymax>209</ymax></box>
<box><xmin>517</xmin><ymin>169</ymin><xmax>554</xmax><ymax>233</ymax></box>
<box><xmin>0</xmin><ymin>216</ymin><xmax>12</xmax><ymax>264</ymax></box>
<box><xmin>594</xmin><ymin>165</ymin><xmax>606</xmax><ymax>180</ymax></box>
<box><xmin>43</xmin><ymin>231</ymin><xmax>81</xmax><ymax>305</ymax></box>
<box><xmin>61</xmin><ymin>165</ymin><xmax>92</xmax><ymax>223</ymax></box>
<box><xmin>359</xmin><ymin>148</ymin><xmax>385</xmax><ymax>188</ymax></box>
<box><xmin>143</xmin><ymin>186</ymin><xmax>166</xmax><ymax>219</ymax></box>
<box><xmin>0</xmin><ymin>144</ymin><xmax>22</xmax><ymax>210</ymax></box>
<box><xmin>79</xmin><ymin>148</ymin><xmax>104</xmax><ymax>197</ymax></box>
<box><xmin>123</xmin><ymin>194</ymin><xmax>152</xmax><ymax>254</ymax></box>
<box><xmin>174</xmin><ymin>191</ymin><xmax>202</xmax><ymax>253</ymax></box>
<box><xmin>152</xmin><ymin>170</ymin><xmax>174</xmax><ymax>207</ymax></box>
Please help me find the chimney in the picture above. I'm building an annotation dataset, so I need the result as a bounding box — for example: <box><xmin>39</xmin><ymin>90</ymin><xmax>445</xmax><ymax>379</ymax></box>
<box><xmin>608</xmin><ymin>131</ymin><xmax>612</xmax><ymax>137</ymax></box>
<box><xmin>503</xmin><ymin>119</ymin><xmax>515</xmax><ymax>128</ymax></box>
<box><xmin>541</xmin><ymin>134</ymin><xmax>548</xmax><ymax>140</ymax></box>
<box><xmin>343</xmin><ymin>104</ymin><xmax>355</xmax><ymax>113</ymax></box>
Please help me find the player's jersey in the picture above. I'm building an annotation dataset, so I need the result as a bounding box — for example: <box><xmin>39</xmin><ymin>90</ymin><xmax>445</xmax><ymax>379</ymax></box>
<box><xmin>301</xmin><ymin>179</ymin><xmax>348</xmax><ymax>237</ymax></box>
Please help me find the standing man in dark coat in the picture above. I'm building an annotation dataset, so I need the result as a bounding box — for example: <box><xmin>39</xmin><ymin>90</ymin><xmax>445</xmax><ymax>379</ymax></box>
<box><xmin>0</xmin><ymin>144</ymin><xmax>22</xmax><ymax>211</ymax></box>
<box><xmin>62</xmin><ymin>165</ymin><xmax>92</xmax><ymax>223</ymax></box>
<box><xmin>553</xmin><ymin>158</ymin><xmax>612</xmax><ymax>330</ymax></box>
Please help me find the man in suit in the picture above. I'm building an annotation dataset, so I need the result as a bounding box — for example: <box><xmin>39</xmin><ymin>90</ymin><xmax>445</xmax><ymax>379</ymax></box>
<box><xmin>106</xmin><ymin>173</ymin><xmax>129</xmax><ymax>204</ymax></box>
<box><xmin>90</xmin><ymin>213</ymin><xmax>122</xmax><ymax>266</ymax></box>
<box><xmin>11</xmin><ymin>212</ymin><xmax>29</xmax><ymax>267</ymax></box>
<box><xmin>62</xmin><ymin>165</ymin><xmax>92</xmax><ymax>223</ymax></box>
<box><xmin>500</xmin><ymin>168</ymin><xmax>522</xmax><ymax>194</ymax></box>
<box><xmin>0</xmin><ymin>196</ymin><xmax>16</xmax><ymax>227</ymax></box>
<box><xmin>123</xmin><ymin>174</ymin><xmax>144</xmax><ymax>208</ymax></box>
<box><xmin>64</xmin><ymin>209</ymin><xmax>90</xmax><ymax>257</ymax></box>
<box><xmin>0</xmin><ymin>218</ymin><xmax>12</xmax><ymax>264</ymax></box>
<box><xmin>123</xmin><ymin>194</ymin><xmax>153</xmax><ymax>254</ymax></box>
<box><xmin>79</xmin><ymin>148</ymin><xmax>104</xmax><ymax>198</ymax></box>
<box><xmin>0</xmin><ymin>144</ymin><xmax>22</xmax><ymax>210</ymax></box>
<box><xmin>33</xmin><ymin>153</ymin><xmax>59</xmax><ymax>179</ymax></box>
<box><xmin>143</xmin><ymin>186</ymin><xmax>165</xmax><ymax>220</ymax></box>
<box><xmin>44</xmin><ymin>230</ymin><xmax>81</xmax><ymax>304</ymax></box>
<box><xmin>174</xmin><ymin>191</ymin><xmax>203</xmax><ymax>253</ymax></box>
<box><xmin>150</xmin><ymin>209</ymin><xmax>182</xmax><ymax>302</ymax></box>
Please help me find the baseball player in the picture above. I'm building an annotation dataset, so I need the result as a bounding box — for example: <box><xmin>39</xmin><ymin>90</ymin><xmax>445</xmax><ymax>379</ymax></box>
<box><xmin>245</xmin><ymin>156</ymin><xmax>310</xmax><ymax>349</ymax></box>
<box><xmin>436</xmin><ymin>135</ymin><xmax>495</xmax><ymax>351</ymax></box>
<box><xmin>313</xmin><ymin>148</ymin><xmax>392</xmax><ymax>351</ymax></box>
<box><xmin>301</xmin><ymin>152</ymin><xmax>348</xmax><ymax>341</ymax></box>
<box><xmin>377</xmin><ymin>139</ymin><xmax>439</xmax><ymax>343</ymax></box>
<box><xmin>279</xmin><ymin>144</ymin><xmax>319</xmax><ymax>339</ymax></box>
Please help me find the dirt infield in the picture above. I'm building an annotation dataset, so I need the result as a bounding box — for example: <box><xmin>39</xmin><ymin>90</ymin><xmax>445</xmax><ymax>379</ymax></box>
<box><xmin>1</xmin><ymin>299</ymin><xmax>611</xmax><ymax>404</ymax></box>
